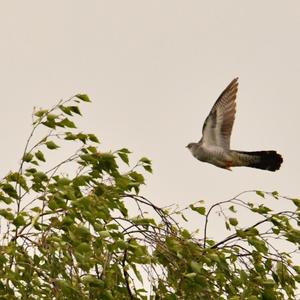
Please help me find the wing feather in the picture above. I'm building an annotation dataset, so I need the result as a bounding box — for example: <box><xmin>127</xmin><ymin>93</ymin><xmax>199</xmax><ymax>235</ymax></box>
<box><xmin>200</xmin><ymin>78</ymin><xmax>238</xmax><ymax>149</ymax></box>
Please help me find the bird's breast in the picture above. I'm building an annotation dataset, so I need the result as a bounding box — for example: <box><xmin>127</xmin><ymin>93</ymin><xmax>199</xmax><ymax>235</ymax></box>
<box><xmin>193</xmin><ymin>145</ymin><xmax>229</xmax><ymax>163</ymax></box>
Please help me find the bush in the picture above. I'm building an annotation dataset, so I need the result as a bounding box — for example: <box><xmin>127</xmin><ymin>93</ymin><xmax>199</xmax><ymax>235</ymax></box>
<box><xmin>0</xmin><ymin>95</ymin><xmax>299</xmax><ymax>299</ymax></box>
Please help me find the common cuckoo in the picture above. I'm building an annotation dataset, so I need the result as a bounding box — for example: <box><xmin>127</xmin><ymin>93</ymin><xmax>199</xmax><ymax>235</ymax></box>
<box><xmin>186</xmin><ymin>78</ymin><xmax>283</xmax><ymax>171</ymax></box>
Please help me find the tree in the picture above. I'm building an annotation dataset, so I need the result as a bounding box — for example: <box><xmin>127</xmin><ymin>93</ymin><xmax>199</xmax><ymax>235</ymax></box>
<box><xmin>0</xmin><ymin>95</ymin><xmax>299</xmax><ymax>299</ymax></box>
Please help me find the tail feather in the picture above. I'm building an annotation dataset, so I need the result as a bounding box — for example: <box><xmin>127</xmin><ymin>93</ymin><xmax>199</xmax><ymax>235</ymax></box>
<box><xmin>234</xmin><ymin>150</ymin><xmax>283</xmax><ymax>172</ymax></box>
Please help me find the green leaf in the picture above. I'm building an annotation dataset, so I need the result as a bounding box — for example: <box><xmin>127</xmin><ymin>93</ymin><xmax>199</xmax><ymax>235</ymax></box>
<box><xmin>272</xmin><ymin>191</ymin><xmax>279</xmax><ymax>199</ymax></box>
<box><xmin>0</xmin><ymin>194</ymin><xmax>13</xmax><ymax>204</ymax></box>
<box><xmin>76</xmin><ymin>94</ymin><xmax>91</xmax><ymax>102</ymax></box>
<box><xmin>0</xmin><ymin>209</ymin><xmax>14</xmax><ymax>220</ymax></box>
<box><xmin>143</xmin><ymin>165</ymin><xmax>153</xmax><ymax>173</ymax></box>
<box><xmin>118</xmin><ymin>152</ymin><xmax>129</xmax><ymax>165</ymax></box>
<box><xmin>77</xmin><ymin>133</ymin><xmax>88</xmax><ymax>143</ymax></box>
<box><xmin>128</xmin><ymin>172</ymin><xmax>144</xmax><ymax>184</ymax></box>
<box><xmin>225</xmin><ymin>221</ymin><xmax>230</xmax><ymax>230</ymax></box>
<box><xmin>132</xmin><ymin>217</ymin><xmax>156</xmax><ymax>227</ymax></box>
<box><xmin>2</xmin><ymin>183</ymin><xmax>18</xmax><ymax>199</ymax></box>
<box><xmin>61</xmin><ymin>215</ymin><xmax>74</xmax><ymax>226</ymax></box>
<box><xmin>245</xmin><ymin>227</ymin><xmax>259</xmax><ymax>236</ymax></box>
<box><xmin>13</xmin><ymin>215</ymin><xmax>26</xmax><ymax>227</ymax></box>
<box><xmin>18</xmin><ymin>175</ymin><xmax>29</xmax><ymax>192</ymax></box>
<box><xmin>35</xmin><ymin>150</ymin><xmax>46</xmax><ymax>162</ymax></box>
<box><xmin>184</xmin><ymin>273</ymin><xmax>197</xmax><ymax>278</ymax></box>
<box><xmin>251</xmin><ymin>204</ymin><xmax>272</xmax><ymax>214</ymax></box>
<box><xmin>229</xmin><ymin>205</ymin><xmax>237</xmax><ymax>213</ymax></box>
<box><xmin>106</xmin><ymin>224</ymin><xmax>119</xmax><ymax>230</ymax></box>
<box><xmin>69</xmin><ymin>106</ymin><xmax>82</xmax><ymax>115</ymax></box>
<box><xmin>256</xmin><ymin>190</ymin><xmax>265</xmax><ymax>198</ymax></box>
<box><xmin>59</xmin><ymin>105</ymin><xmax>72</xmax><ymax>116</ymax></box>
<box><xmin>64</xmin><ymin>132</ymin><xmax>77</xmax><ymax>140</ymax></box>
<box><xmin>292</xmin><ymin>199</ymin><xmax>300</xmax><ymax>208</ymax></box>
<box><xmin>140</xmin><ymin>157</ymin><xmax>151</xmax><ymax>164</ymax></box>
<box><xmin>181</xmin><ymin>229</ymin><xmax>192</xmax><ymax>239</ymax></box>
<box><xmin>229</xmin><ymin>218</ymin><xmax>238</xmax><ymax>226</ymax></box>
<box><xmin>206</xmin><ymin>239</ymin><xmax>215</xmax><ymax>246</ymax></box>
<box><xmin>88</xmin><ymin>134</ymin><xmax>100</xmax><ymax>143</ymax></box>
<box><xmin>47</xmin><ymin>114</ymin><xmax>58</xmax><ymax>121</ymax></box>
<box><xmin>131</xmin><ymin>264</ymin><xmax>144</xmax><ymax>283</ymax></box>
<box><xmin>23</xmin><ymin>153</ymin><xmax>34</xmax><ymax>162</ymax></box>
<box><xmin>119</xmin><ymin>148</ymin><xmax>131</xmax><ymax>154</ymax></box>
<box><xmin>166</xmin><ymin>237</ymin><xmax>182</xmax><ymax>253</ymax></box>
<box><xmin>25</xmin><ymin>168</ymin><xmax>37</xmax><ymax>174</ymax></box>
<box><xmin>45</xmin><ymin>141</ymin><xmax>59</xmax><ymax>150</ymax></box>
<box><xmin>181</xmin><ymin>213</ymin><xmax>188</xmax><ymax>222</ymax></box>
<box><xmin>57</xmin><ymin>280</ymin><xmax>81</xmax><ymax>297</ymax></box>
<box><xmin>6</xmin><ymin>172</ymin><xmax>28</xmax><ymax>192</ymax></box>
<box><xmin>31</xmin><ymin>206</ymin><xmax>41</xmax><ymax>213</ymax></box>
<box><xmin>73</xmin><ymin>175</ymin><xmax>91</xmax><ymax>186</ymax></box>
<box><xmin>247</xmin><ymin>236</ymin><xmax>268</xmax><ymax>254</ymax></box>
<box><xmin>276</xmin><ymin>261</ymin><xmax>289</xmax><ymax>284</ymax></box>
<box><xmin>33</xmin><ymin>172</ymin><xmax>48</xmax><ymax>182</ymax></box>
<box><xmin>82</xmin><ymin>275</ymin><xmax>104</xmax><ymax>287</ymax></box>
<box><xmin>272</xmin><ymin>227</ymin><xmax>280</xmax><ymax>235</ymax></box>
<box><xmin>190</xmin><ymin>204</ymin><xmax>206</xmax><ymax>215</ymax></box>
<box><xmin>76</xmin><ymin>242</ymin><xmax>91</xmax><ymax>254</ymax></box>
<box><xmin>57</xmin><ymin>118</ymin><xmax>76</xmax><ymax>128</ymax></box>
<box><xmin>42</xmin><ymin>120</ymin><xmax>56</xmax><ymax>129</ymax></box>
<box><xmin>236</xmin><ymin>229</ymin><xmax>247</xmax><ymax>238</ymax></box>
<box><xmin>190</xmin><ymin>260</ymin><xmax>202</xmax><ymax>273</ymax></box>
<box><xmin>87</xmin><ymin>146</ymin><xmax>97</xmax><ymax>154</ymax></box>
<box><xmin>262</xmin><ymin>279</ymin><xmax>276</xmax><ymax>288</ymax></box>
<box><xmin>60</xmin><ymin>105</ymin><xmax>82</xmax><ymax>117</ymax></box>
<box><xmin>54</xmin><ymin>177</ymin><xmax>71</xmax><ymax>186</ymax></box>
<box><xmin>34</xmin><ymin>109</ymin><xmax>48</xmax><ymax>118</ymax></box>
<box><xmin>139</xmin><ymin>156</ymin><xmax>152</xmax><ymax>173</ymax></box>
<box><xmin>99</xmin><ymin>231</ymin><xmax>111</xmax><ymax>238</ymax></box>
<box><xmin>80</xmin><ymin>154</ymin><xmax>98</xmax><ymax>164</ymax></box>
<box><xmin>293</xmin><ymin>266</ymin><xmax>300</xmax><ymax>275</ymax></box>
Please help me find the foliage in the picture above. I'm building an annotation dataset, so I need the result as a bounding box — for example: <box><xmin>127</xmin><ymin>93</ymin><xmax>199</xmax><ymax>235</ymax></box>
<box><xmin>0</xmin><ymin>96</ymin><xmax>299</xmax><ymax>299</ymax></box>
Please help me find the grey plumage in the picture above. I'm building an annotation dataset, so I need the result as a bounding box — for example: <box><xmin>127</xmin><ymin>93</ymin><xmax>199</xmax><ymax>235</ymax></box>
<box><xmin>187</xmin><ymin>78</ymin><xmax>283</xmax><ymax>171</ymax></box>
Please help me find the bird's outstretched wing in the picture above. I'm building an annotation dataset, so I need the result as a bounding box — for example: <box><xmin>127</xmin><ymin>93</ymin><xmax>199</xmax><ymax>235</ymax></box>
<box><xmin>200</xmin><ymin>78</ymin><xmax>238</xmax><ymax>149</ymax></box>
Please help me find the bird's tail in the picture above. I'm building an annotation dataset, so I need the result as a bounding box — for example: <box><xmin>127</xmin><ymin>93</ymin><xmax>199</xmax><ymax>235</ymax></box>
<box><xmin>232</xmin><ymin>150</ymin><xmax>283</xmax><ymax>171</ymax></box>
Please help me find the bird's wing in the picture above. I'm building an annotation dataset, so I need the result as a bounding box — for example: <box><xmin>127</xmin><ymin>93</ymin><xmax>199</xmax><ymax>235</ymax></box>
<box><xmin>200</xmin><ymin>78</ymin><xmax>238</xmax><ymax>149</ymax></box>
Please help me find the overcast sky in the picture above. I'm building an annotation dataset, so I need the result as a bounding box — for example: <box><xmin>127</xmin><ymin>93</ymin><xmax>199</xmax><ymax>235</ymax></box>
<box><xmin>1</xmin><ymin>1</ymin><xmax>300</xmax><ymax>237</ymax></box>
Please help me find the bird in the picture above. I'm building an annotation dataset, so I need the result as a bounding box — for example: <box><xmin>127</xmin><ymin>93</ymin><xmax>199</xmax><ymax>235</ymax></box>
<box><xmin>186</xmin><ymin>78</ymin><xmax>283</xmax><ymax>171</ymax></box>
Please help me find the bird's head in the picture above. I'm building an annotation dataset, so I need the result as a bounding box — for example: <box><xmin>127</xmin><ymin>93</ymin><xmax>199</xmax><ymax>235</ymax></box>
<box><xmin>186</xmin><ymin>142</ymin><xmax>197</xmax><ymax>152</ymax></box>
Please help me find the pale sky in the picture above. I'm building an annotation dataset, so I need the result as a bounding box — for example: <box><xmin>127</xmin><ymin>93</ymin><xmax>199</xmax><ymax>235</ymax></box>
<box><xmin>1</xmin><ymin>1</ymin><xmax>300</xmax><ymax>237</ymax></box>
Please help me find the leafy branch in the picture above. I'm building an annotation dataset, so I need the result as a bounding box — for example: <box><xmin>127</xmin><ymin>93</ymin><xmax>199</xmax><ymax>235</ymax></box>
<box><xmin>0</xmin><ymin>96</ymin><xmax>299</xmax><ymax>299</ymax></box>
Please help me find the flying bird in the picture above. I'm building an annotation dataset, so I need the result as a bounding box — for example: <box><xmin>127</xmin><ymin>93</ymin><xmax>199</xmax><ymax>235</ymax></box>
<box><xmin>186</xmin><ymin>78</ymin><xmax>283</xmax><ymax>171</ymax></box>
